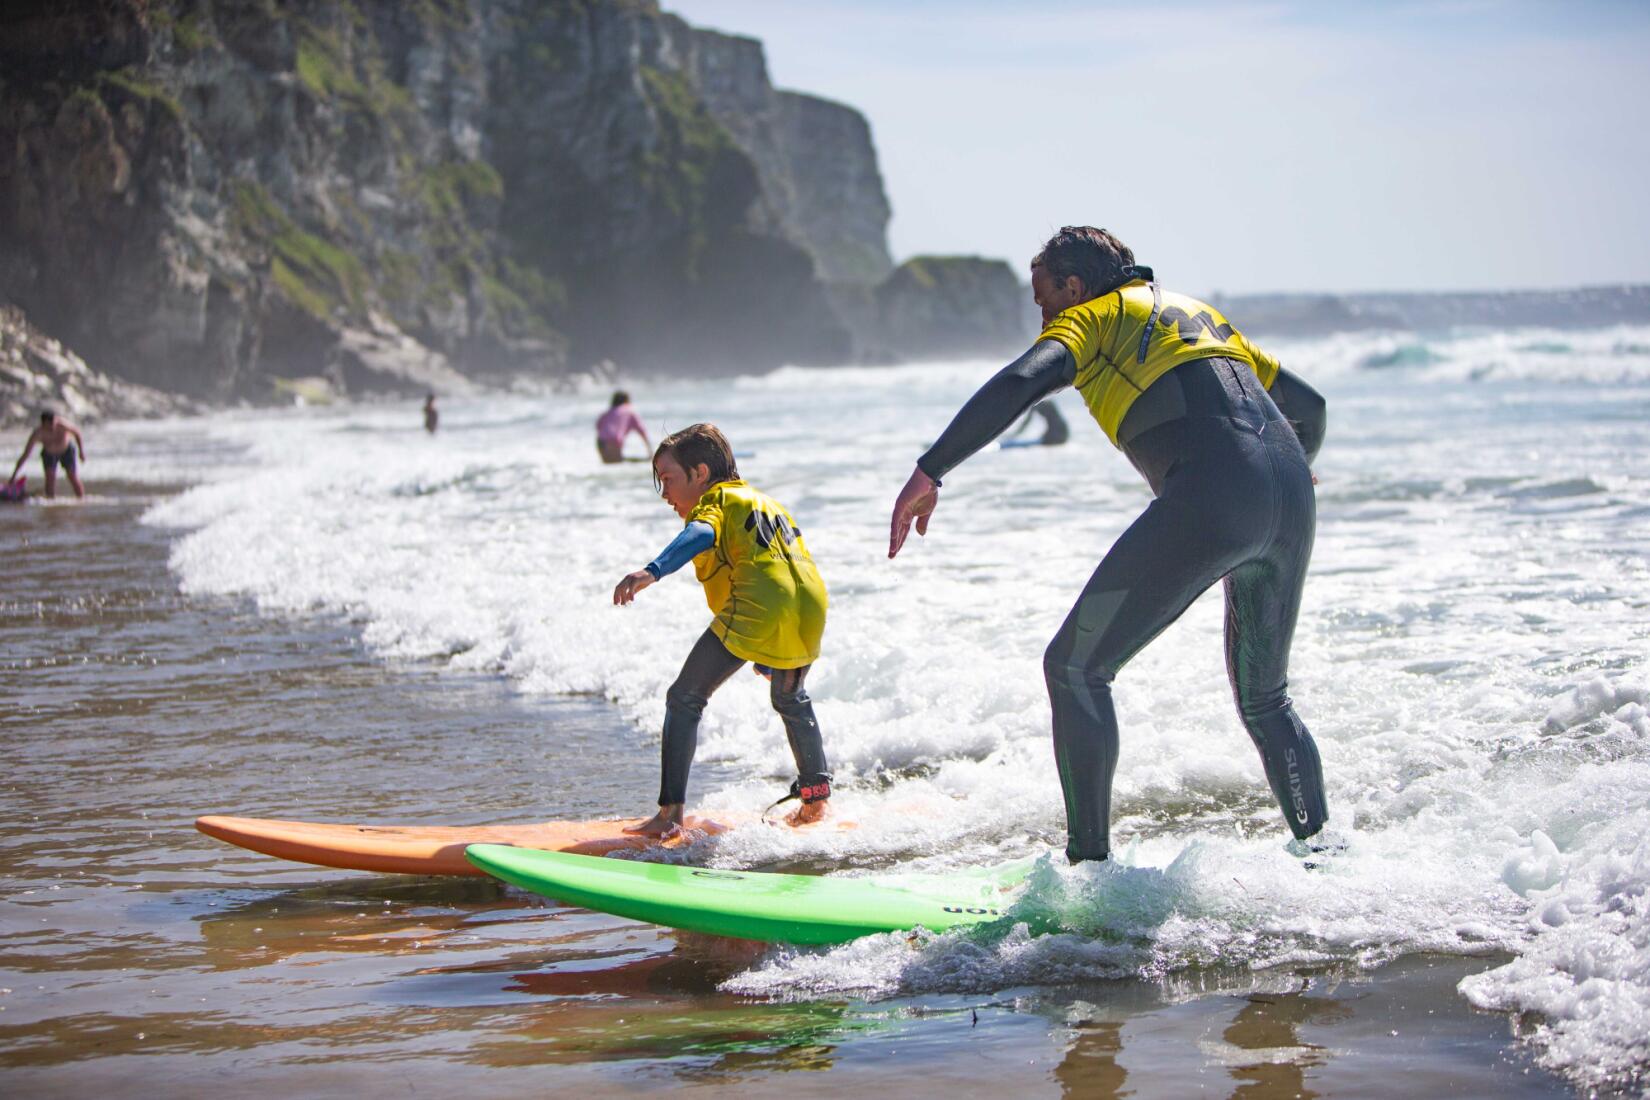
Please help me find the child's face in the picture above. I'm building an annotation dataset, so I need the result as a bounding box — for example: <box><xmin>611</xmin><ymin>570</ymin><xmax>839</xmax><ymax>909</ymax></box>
<box><xmin>654</xmin><ymin>453</ymin><xmax>712</xmax><ymax>519</ymax></box>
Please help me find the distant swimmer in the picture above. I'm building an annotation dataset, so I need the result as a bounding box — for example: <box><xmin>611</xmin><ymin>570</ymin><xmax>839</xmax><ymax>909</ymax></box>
<box><xmin>613</xmin><ymin>423</ymin><xmax>832</xmax><ymax>837</ymax></box>
<box><xmin>9</xmin><ymin>409</ymin><xmax>85</xmax><ymax>500</ymax></box>
<box><xmin>423</xmin><ymin>393</ymin><xmax>439</xmax><ymax>434</ymax></box>
<box><xmin>1002</xmin><ymin>400</ymin><xmax>1070</xmax><ymax>448</ymax></box>
<box><xmin>889</xmin><ymin>226</ymin><xmax>1333</xmax><ymax>863</ymax></box>
<box><xmin>595</xmin><ymin>390</ymin><xmax>650</xmax><ymax>464</ymax></box>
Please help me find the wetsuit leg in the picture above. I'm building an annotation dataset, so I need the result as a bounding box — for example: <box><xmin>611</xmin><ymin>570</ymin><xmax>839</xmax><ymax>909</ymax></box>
<box><xmin>1046</xmin><ymin>356</ymin><xmax>1329</xmax><ymax>863</ymax></box>
<box><xmin>1043</xmin><ymin>482</ymin><xmax>1261</xmax><ymax>862</ymax></box>
<box><xmin>658</xmin><ymin>629</ymin><xmax>745</xmax><ymax>805</ymax></box>
<box><xmin>768</xmin><ymin>665</ymin><xmax>830</xmax><ymax>791</ymax></box>
<box><xmin>1223</xmin><ymin>434</ymin><xmax>1329</xmax><ymax>840</ymax></box>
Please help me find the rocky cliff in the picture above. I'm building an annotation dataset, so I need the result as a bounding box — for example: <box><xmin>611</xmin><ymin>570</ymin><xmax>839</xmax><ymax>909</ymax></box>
<box><xmin>0</xmin><ymin>0</ymin><xmax>895</xmax><ymax>400</ymax></box>
<box><xmin>1</xmin><ymin>304</ymin><xmax>192</xmax><ymax>428</ymax></box>
<box><xmin>869</xmin><ymin>256</ymin><xmax>1032</xmax><ymax>361</ymax></box>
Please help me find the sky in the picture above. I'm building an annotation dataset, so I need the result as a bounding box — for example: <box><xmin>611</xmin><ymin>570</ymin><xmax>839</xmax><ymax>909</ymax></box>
<box><xmin>666</xmin><ymin>0</ymin><xmax>1650</xmax><ymax>295</ymax></box>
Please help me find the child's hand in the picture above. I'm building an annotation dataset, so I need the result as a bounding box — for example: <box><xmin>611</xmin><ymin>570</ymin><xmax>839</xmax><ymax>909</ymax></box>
<box><xmin>613</xmin><ymin>569</ymin><xmax>657</xmax><ymax>605</ymax></box>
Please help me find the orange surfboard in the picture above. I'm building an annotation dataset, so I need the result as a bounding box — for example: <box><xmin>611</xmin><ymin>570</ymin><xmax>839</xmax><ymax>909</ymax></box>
<box><xmin>194</xmin><ymin>814</ymin><xmax>736</xmax><ymax>876</ymax></box>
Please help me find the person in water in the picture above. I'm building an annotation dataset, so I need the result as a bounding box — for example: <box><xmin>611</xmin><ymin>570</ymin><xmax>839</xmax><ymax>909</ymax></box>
<box><xmin>889</xmin><ymin>226</ymin><xmax>1331</xmax><ymax>863</ymax></box>
<box><xmin>1003</xmin><ymin>400</ymin><xmax>1070</xmax><ymax>448</ymax></box>
<box><xmin>423</xmin><ymin>393</ymin><xmax>439</xmax><ymax>434</ymax></box>
<box><xmin>9</xmin><ymin>410</ymin><xmax>86</xmax><ymax>499</ymax></box>
<box><xmin>613</xmin><ymin>422</ymin><xmax>832</xmax><ymax>836</ymax></box>
<box><xmin>595</xmin><ymin>390</ymin><xmax>650</xmax><ymax>464</ymax></box>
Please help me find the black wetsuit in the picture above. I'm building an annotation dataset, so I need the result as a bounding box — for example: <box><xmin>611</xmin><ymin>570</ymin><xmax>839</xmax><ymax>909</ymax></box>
<box><xmin>658</xmin><ymin>629</ymin><xmax>831</xmax><ymax>807</ymax></box>
<box><xmin>918</xmin><ymin>341</ymin><xmax>1329</xmax><ymax>862</ymax></box>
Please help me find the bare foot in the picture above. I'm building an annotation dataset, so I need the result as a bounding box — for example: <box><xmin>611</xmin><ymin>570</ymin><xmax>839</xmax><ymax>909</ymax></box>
<box><xmin>784</xmin><ymin>800</ymin><xmax>829</xmax><ymax>827</ymax></box>
<box><xmin>622</xmin><ymin>806</ymin><xmax>685</xmax><ymax>837</ymax></box>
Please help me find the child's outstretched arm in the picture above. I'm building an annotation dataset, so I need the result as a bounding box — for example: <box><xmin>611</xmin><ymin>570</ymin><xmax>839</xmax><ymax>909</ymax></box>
<box><xmin>613</xmin><ymin>521</ymin><xmax>715</xmax><ymax>605</ymax></box>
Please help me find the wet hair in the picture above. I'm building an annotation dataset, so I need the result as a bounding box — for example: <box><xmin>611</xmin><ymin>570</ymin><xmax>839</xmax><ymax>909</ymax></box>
<box><xmin>1031</xmin><ymin>226</ymin><xmax>1135</xmax><ymax>300</ymax></box>
<box><xmin>653</xmin><ymin>423</ymin><xmax>738</xmax><ymax>492</ymax></box>
<box><xmin>39</xmin><ymin>409</ymin><xmax>55</xmax><ymax>424</ymax></box>
<box><xmin>610</xmin><ymin>390</ymin><xmax>630</xmax><ymax>408</ymax></box>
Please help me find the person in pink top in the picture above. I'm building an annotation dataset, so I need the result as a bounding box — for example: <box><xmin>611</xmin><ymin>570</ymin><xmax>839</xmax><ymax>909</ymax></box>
<box><xmin>595</xmin><ymin>391</ymin><xmax>650</xmax><ymax>464</ymax></box>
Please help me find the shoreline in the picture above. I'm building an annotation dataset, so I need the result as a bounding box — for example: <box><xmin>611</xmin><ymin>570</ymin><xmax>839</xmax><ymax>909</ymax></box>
<box><xmin>0</xmin><ymin>444</ymin><xmax>1583</xmax><ymax>1096</ymax></box>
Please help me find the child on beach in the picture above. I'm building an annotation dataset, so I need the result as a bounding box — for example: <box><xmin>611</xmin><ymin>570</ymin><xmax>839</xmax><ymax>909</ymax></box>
<box><xmin>612</xmin><ymin>423</ymin><xmax>831</xmax><ymax>836</ymax></box>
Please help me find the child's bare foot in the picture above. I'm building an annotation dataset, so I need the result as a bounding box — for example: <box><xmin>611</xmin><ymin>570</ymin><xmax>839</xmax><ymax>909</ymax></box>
<box><xmin>785</xmin><ymin>799</ymin><xmax>829</xmax><ymax>827</ymax></box>
<box><xmin>623</xmin><ymin>805</ymin><xmax>685</xmax><ymax>837</ymax></box>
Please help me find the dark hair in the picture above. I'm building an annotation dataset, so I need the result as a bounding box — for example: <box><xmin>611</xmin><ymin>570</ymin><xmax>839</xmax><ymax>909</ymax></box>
<box><xmin>653</xmin><ymin>423</ymin><xmax>738</xmax><ymax>491</ymax></box>
<box><xmin>39</xmin><ymin>409</ymin><xmax>55</xmax><ymax>424</ymax></box>
<box><xmin>610</xmin><ymin>390</ymin><xmax>630</xmax><ymax>408</ymax></box>
<box><xmin>1031</xmin><ymin>226</ymin><xmax>1135</xmax><ymax>300</ymax></box>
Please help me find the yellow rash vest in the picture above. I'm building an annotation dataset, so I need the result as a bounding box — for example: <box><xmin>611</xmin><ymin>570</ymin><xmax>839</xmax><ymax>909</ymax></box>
<box><xmin>1038</xmin><ymin>279</ymin><xmax>1282</xmax><ymax>445</ymax></box>
<box><xmin>687</xmin><ymin>479</ymin><xmax>828</xmax><ymax>669</ymax></box>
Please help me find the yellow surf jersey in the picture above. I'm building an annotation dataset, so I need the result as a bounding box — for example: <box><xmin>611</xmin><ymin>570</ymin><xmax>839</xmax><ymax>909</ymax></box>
<box><xmin>686</xmin><ymin>479</ymin><xmax>828</xmax><ymax>670</ymax></box>
<box><xmin>1037</xmin><ymin>280</ymin><xmax>1281</xmax><ymax>445</ymax></box>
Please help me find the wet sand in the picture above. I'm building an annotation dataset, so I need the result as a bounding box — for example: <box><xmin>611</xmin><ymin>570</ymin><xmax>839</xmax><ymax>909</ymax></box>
<box><xmin>0</xmin><ymin>479</ymin><xmax>1575</xmax><ymax>1097</ymax></box>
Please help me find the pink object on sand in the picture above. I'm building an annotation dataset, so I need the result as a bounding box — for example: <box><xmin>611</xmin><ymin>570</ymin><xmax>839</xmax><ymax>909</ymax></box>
<box><xmin>2</xmin><ymin>476</ymin><xmax>25</xmax><ymax>502</ymax></box>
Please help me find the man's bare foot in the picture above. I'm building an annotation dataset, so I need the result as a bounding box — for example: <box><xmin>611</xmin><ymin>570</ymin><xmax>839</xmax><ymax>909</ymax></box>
<box><xmin>622</xmin><ymin>805</ymin><xmax>685</xmax><ymax>837</ymax></box>
<box><xmin>784</xmin><ymin>800</ymin><xmax>829</xmax><ymax>827</ymax></box>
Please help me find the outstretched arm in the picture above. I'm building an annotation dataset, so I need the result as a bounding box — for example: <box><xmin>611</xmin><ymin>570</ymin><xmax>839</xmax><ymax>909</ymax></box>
<box><xmin>70</xmin><ymin>426</ymin><xmax>86</xmax><ymax>460</ymax></box>
<box><xmin>890</xmin><ymin>340</ymin><xmax>1075</xmax><ymax>557</ymax></box>
<box><xmin>916</xmin><ymin>340</ymin><xmax>1076</xmax><ymax>482</ymax></box>
<box><xmin>10</xmin><ymin>433</ymin><xmax>37</xmax><ymax>481</ymax></box>
<box><xmin>1267</xmin><ymin>367</ymin><xmax>1327</xmax><ymax>464</ymax></box>
<box><xmin>613</xmin><ymin>521</ymin><xmax>715</xmax><ymax>604</ymax></box>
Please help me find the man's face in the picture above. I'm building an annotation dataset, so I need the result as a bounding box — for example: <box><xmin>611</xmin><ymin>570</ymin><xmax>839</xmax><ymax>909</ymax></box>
<box><xmin>1031</xmin><ymin>266</ymin><xmax>1085</xmax><ymax>326</ymax></box>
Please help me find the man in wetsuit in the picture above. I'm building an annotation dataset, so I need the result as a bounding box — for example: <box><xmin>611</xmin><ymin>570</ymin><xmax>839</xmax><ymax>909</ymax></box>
<box><xmin>888</xmin><ymin>226</ymin><xmax>1331</xmax><ymax>863</ymax></box>
<box><xmin>1004</xmin><ymin>400</ymin><xmax>1070</xmax><ymax>448</ymax></box>
<box><xmin>9</xmin><ymin>410</ymin><xmax>86</xmax><ymax>499</ymax></box>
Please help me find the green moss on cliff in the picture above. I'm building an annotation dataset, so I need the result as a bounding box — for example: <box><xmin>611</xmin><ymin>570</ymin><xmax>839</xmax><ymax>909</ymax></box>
<box><xmin>418</xmin><ymin>159</ymin><xmax>503</xmax><ymax>218</ymax></box>
<box><xmin>296</xmin><ymin>22</ymin><xmax>366</xmax><ymax>101</ymax></box>
<box><xmin>231</xmin><ymin>181</ymin><xmax>368</xmax><ymax>321</ymax></box>
<box><xmin>97</xmin><ymin>68</ymin><xmax>184</xmax><ymax>121</ymax></box>
<box><xmin>637</xmin><ymin>65</ymin><xmax>751</xmax><ymax>277</ymax></box>
<box><xmin>295</xmin><ymin>14</ymin><xmax>413</xmax><ymax>121</ymax></box>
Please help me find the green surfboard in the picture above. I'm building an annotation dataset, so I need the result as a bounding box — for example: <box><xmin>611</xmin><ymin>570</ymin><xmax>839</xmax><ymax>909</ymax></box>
<box><xmin>465</xmin><ymin>844</ymin><xmax>1030</xmax><ymax>945</ymax></box>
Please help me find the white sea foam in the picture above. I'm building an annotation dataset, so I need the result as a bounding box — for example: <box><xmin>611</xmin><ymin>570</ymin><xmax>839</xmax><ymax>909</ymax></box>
<box><xmin>132</xmin><ymin>324</ymin><xmax>1650</xmax><ymax>1089</ymax></box>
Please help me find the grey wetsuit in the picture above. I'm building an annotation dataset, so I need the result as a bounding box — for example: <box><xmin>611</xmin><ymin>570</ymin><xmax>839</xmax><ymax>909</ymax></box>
<box><xmin>918</xmin><ymin>341</ymin><xmax>1329</xmax><ymax>862</ymax></box>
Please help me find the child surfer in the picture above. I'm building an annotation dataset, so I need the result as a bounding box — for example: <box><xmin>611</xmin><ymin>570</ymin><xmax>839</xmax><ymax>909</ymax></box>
<box><xmin>612</xmin><ymin>423</ymin><xmax>832</xmax><ymax>836</ymax></box>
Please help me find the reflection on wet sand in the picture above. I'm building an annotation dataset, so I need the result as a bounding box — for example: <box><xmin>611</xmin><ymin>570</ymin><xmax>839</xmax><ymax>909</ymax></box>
<box><xmin>1054</xmin><ymin>1018</ymin><xmax>1126</xmax><ymax>1097</ymax></box>
<box><xmin>1218</xmin><ymin>985</ymin><xmax>1352</xmax><ymax>1098</ymax></box>
<box><xmin>467</xmin><ymin>988</ymin><xmax>863</xmax><ymax>1078</ymax></box>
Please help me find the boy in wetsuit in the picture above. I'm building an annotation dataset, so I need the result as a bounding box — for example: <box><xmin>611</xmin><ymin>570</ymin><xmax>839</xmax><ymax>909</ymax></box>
<box><xmin>9</xmin><ymin>410</ymin><xmax>86</xmax><ymax>499</ymax></box>
<box><xmin>613</xmin><ymin>423</ymin><xmax>832</xmax><ymax>836</ymax></box>
<box><xmin>889</xmin><ymin>226</ymin><xmax>1332</xmax><ymax>863</ymax></box>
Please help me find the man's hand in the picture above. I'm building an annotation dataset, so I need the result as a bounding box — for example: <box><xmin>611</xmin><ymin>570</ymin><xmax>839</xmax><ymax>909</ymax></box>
<box><xmin>889</xmin><ymin>466</ymin><xmax>939</xmax><ymax>559</ymax></box>
<box><xmin>613</xmin><ymin>569</ymin><xmax>656</xmax><ymax>605</ymax></box>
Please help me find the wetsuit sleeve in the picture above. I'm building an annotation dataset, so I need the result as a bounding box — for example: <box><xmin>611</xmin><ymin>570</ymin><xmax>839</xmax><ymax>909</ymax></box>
<box><xmin>1266</xmin><ymin>366</ymin><xmax>1327</xmax><ymax>464</ymax></box>
<box><xmin>916</xmin><ymin>340</ymin><xmax>1076</xmax><ymax>481</ymax></box>
<box><xmin>645</xmin><ymin>521</ymin><xmax>716</xmax><ymax>579</ymax></box>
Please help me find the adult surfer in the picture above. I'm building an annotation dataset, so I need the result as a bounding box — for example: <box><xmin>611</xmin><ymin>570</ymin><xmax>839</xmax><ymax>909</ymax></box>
<box><xmin>9</xmin><ymin>409</ymin><xmax>86</xmax><ymax>499</ymax></box>
<box><xmin>888</xmin><ymin>226</ymin><xmax>1331</xmax><ymax>863</ymax></box>
<box><xmin>596</xmin><ymin>391</ymin><xmax>650</xmax><ymax>464</ymax></box>
<box><xmin>1003</xmin><ymin>400</ymin><xmax>1070</xmax><ymax>448</ymax></box>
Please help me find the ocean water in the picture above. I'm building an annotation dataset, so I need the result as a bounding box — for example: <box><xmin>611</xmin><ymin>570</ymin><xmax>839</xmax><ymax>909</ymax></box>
<box><xmin>84</xmin><ymin>322</ymin><xmax>1650</xmax><ymax>1090</ymax></box>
